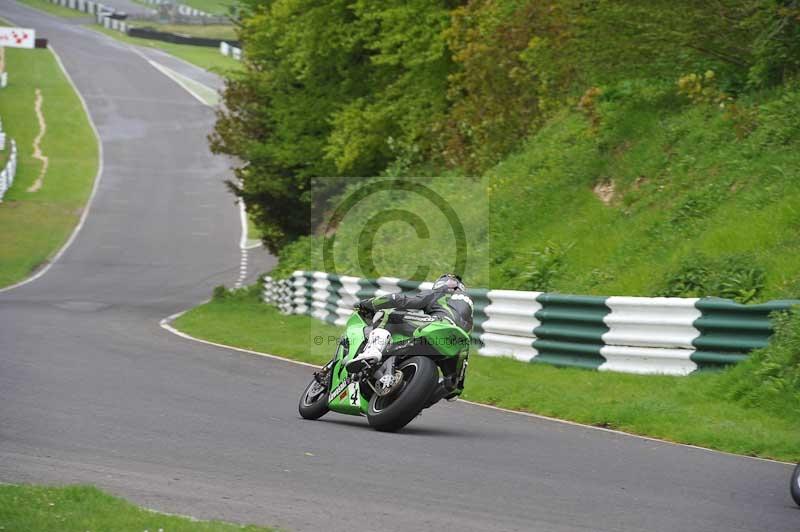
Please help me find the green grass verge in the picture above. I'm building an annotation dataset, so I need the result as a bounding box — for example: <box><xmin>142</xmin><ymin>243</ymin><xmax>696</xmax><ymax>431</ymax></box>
<box><xmin>14</xmin><ymin>0</ymin><xmax>89</xmax><ymax>18</ymax></box>
<box><xmin>0</xmin><ymin>485</ymin><xmax>276</xmax><ymax>531</ymax></box>
<box><xmin>131</xmin><ymin>0</ymin><xmax>237</xmax><ymax>15</ymax></box>
<box><xmin>131</xmin><ymin>22</ymin><xmax>237</xmax><ymax>40</ymax></box>
<box><xmin>179</xmin><ymin>0</ymin><xmax>238</xmax><ymax>15</ymax></box>
<box><xmin>0</xmin><ymin>47</ymin><xmax>98</xmax><ymax>288</ymax></box>
<box><xmin>174</xmin><ymin>289</ymin><xmax>800</xmax><ymax>462</ymax></box>
<box><xmin>247</xmin><ymin>212</ymin><xmax>263</xmax><ymax>243</ymax></box>
<box><xmin>91</xmin><ymin>26</ymin><xmax>242</xmax><ymax>74</ymax></box>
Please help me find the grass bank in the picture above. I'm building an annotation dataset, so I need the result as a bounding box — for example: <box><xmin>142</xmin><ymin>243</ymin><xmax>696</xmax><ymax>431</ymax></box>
<box><xmin>92</xmin><ymin>26</ymin><xmax>241</xmax><ymax>74</ymax></box>
<box><xmin>179</xmin><ymin>0</ymin><xmax>238</xmax><ymax>15</ymax></box>
<box><xmin>131</xmin><ymin>0</ymin><xmax>238</xmax><ymax>15</ymax></box>
<box><xmin>0</xmin><ymin>45</ymin><xmax>98</xmax><ymax>288</ymax></box>
<box><xmin>15</xmin><ymin>0</ymin><xmax>88</xmax><ymax>18</ymax></box>
<box><xmin>272</xmin><ymin>80</ymin><xmax>800</xmax><ymax>303</ymax></box>
<box><xmin>0</xmin><ymin>485</ymin><xmax>276</xmax><ymax>531</ymax></box>
<box><xmin>173</xmin><ymin>289</ymin><xmax>800</xmax><ymax>462</ymax></box>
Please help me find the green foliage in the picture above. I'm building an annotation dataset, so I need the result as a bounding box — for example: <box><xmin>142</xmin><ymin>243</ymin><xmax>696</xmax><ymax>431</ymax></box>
<box><xmin>211</xmin><ymin>0</ymin><xmax>372</xmax><ymax>250</ymax></box>
<box><xmin>722</xmin><ymin>307</ymin><xmax>800</xmax><ymax>419</ymax></box>
<box><xmin>439</xmin><ymin>0</ymin><xmax>572</xmax><ymax>171</ymax></box>
<box><xmin>268</xmin><ymin>77</ymin><xmax>800</xmax><ymax>300</ymax></box>
<box><xmin>660</xmin><ymin>254</ymin><xmax>766</xmax><ymax>303</ymax></box>
<box><xmin>213</xmin><ymin>0</ymin><xmax>454</xmax><ymax>250</ymax></box>
<box><xmin>677</xmin><ymin>71</ymin><xmax>731</xmax><ymax>105</ymax></box>
<box><xmin>751</xmin><ymin>80</ymin><xmax>800</xmax><ymax>146</ymax></box>
<box><xmin>747</xmin><ymin>4</ymin><xmax>800</xmax><ymax>87</ymax></box>
<box><xmin>212</xmin><ymin>285</ymin><xmax>229</xmax><ymax>300</ymax></box>
<box><xmin>325</xmin><ymin>0</ymin><xmax>454</xmax><ymax>175</ymax></box>
<box><xmin>498</xmin><ymin>242</ymin><xmax>575</xmax><ymax>292</ymax></box>
<box><xmin>219</xmin><ymin>0</ymin><xmax>800</xmax><ymax>259</ymax></box>
<box><xmin>272</xmin><ymin>80</ymin><xmax>800</xmax><ymax>302</ymax></box>
<box><xmin>269</xmin><ymin>235</ymin><xmax>319</xmax><ymax>279</ymax></box>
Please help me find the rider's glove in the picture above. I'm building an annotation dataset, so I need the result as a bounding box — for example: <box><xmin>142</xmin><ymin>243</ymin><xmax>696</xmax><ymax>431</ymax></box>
<box><xmin>354</xmin><ymin>300</ymin><xmax>372</xmax><ymax>315</ymax></box>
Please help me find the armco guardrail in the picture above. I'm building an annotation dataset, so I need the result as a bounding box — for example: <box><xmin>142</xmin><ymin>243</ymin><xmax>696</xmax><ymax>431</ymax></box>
<box><xmin>263</xmin><ymin>271</ymin><xmax>799</xmax><ymax>376</ymax></box>
<box><xmin>0</xmin><ymin>139</ymin><xmax>19</xmax><ymax>202</ymax></box>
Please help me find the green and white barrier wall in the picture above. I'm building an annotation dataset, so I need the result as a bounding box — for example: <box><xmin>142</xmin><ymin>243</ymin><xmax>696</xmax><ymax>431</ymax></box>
<box><xmin>262</xmin><ymin>271</ymin><xmax>798</xmax><ymax>376</ymax></box>
<box><xmin>0</xmin><ymin>139</ymin><xmax>18</xmax><ymax>202</ymax></box>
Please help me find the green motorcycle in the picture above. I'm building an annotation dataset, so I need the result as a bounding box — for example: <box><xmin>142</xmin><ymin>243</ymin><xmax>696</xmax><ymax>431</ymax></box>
<box><xmin>298</xmin><ymin>309</ymin><xmax>471</xmax><ymax>432</ymax></box>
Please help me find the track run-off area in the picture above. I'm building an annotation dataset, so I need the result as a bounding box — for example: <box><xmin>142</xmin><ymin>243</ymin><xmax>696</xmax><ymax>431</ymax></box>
<box><xmin>0</xmin><ymin>3</ymin><xmax>797</xmax><ymax>531</ymax></box>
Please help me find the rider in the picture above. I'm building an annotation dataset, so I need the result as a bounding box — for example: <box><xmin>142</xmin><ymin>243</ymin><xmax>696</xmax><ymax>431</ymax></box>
<box><xmin>345</xmin><ymin>273</ymin><xmax>474</xmax><ymax>371</ymax></box>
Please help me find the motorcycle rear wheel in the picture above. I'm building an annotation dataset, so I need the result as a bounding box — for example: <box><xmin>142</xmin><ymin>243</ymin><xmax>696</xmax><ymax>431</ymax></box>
<box><xmin>298</xmin><ymin>375</ymin><xmax>330</xmax><ymax>420</ymax></box>
<box><xmin>367</xmin><ymin>356</ymin><xmax>438</xmax><ymax>432</ymax></box>
<box><xmin>791</xmin><ymin>464</ymin><xmax>800</xmax><ymax>506</ymax></box>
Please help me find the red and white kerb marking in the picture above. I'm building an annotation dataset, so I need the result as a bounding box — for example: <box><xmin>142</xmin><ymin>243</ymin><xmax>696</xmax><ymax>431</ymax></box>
<box><xmin>0</xmin><ymin>28</ymin><xmax>36</xmax><ymax>49</ymax></box>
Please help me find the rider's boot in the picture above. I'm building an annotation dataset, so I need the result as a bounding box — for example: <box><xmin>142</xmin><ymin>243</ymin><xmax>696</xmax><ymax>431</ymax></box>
<box><xmin>346</xmin><ymin>328</ymin><xmax>391</xmax><ymax>371</ymax></box>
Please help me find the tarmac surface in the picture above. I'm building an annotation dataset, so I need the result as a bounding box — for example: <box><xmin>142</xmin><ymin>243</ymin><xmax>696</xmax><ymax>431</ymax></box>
<box><xmin>1</xmin><ymin>2</ymin><xmax>798</xmax><ymax>531</ymax></box>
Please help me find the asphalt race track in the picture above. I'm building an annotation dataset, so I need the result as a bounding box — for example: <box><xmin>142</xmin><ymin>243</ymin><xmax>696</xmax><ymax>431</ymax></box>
<box><xmin>0</xmin><ymin>3</ymin><xmax>797</xmax><ymax>531</ymax></box>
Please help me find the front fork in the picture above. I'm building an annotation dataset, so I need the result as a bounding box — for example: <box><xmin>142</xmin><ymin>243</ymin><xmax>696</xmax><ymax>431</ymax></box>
<box><xmin>314</xmin><ymin>337</ymin><xmax>347</xmax><ymax>387</ymax></box>
<box><xmin>313</xmin><ymin>365</ymin><xmax>332</xmax><ymax>386</ymax></box>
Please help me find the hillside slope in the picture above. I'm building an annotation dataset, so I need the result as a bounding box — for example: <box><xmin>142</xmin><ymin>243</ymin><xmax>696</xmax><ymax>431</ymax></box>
<box><xmin>273</xmin><ymin>79</ymin><xmax>800</xmax><ymax>302</ymax></box>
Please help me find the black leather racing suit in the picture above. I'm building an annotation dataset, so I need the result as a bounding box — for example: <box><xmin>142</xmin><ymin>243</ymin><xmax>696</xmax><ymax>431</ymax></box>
<box><xmin>358</xmin><ymin>288</ymin><xmax>474</xmax><ymax>335</ymax></box>
<box><xmin>358</xmin><ymin>288</ymin><xmax>474</xmax><ymax>399</ymax></box>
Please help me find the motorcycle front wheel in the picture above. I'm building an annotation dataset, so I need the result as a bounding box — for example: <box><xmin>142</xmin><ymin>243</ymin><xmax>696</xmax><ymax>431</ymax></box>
<box><xmin>366</xmin><ymin>356</ymin><xmax>438</xmax><ymax>432</ymax></box>
<box><xmin>298</xmin><ymin>375</ymin><xmax>330</xmax><ymax>420</ymax></box>
<box><xmin>791</xmin><ymin>464</ymin><xmax>800</xmax><ymax>506</ymax></box>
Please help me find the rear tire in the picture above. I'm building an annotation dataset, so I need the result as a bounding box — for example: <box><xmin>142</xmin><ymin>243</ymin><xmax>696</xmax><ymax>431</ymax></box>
<box><xmin>791</xmin><ymin>464</ymin><xmax>800</xmax><ymax>506</ymax></box>
<box><xmin>298</xmin><ymin>375</ymin><xmax>329</xmax><ymax>420</ymax></box>
<box><xmin>367</xmin><ymin>356</ymin><xmax>438</xmax><ymax>432</ymax></box>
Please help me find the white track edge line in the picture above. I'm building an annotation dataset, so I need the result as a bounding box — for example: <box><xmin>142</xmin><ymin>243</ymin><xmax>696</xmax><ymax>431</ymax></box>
<box><xmin>158</xmin><ymin>309</ymin><xmax>793</xmax><ymax>466</ymax></box>
<box><xmin>238</xmin><ymin>198</ymin><xmax>248</xmax><ymax>249</ymax></box>
<box><xmin>82</xmin><ymin>20</ymin><xmax>226</xmax><ymax>85</ymax></box>
<box><xmin>112</xmin><ymin>40</ymin><xmax>212</xmax><ymax>108</ymax></box>
<box><xmin>159</xmin><ymin>311</ymin><xmax>319</xmax><ymax>369</ymax></box>
<box><xmin>0</xmin><ymin>42</ymin><xmax>104</xmax><ymax>294</ymax></box>
<box><xmin>146</xmin><ymin>59</ymin><xmax>210</xmax><ymax>107</ymax></box>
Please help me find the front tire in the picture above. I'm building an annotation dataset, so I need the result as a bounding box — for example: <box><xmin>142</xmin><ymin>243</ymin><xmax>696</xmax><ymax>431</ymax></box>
<box><xmin>367</xmin><ymin>356</ymin><xmax>438</xmax><ymax>432</ymax></box>
<box><xmin>298</xmin><ymin>375</ymin><xmax>329</xmax><ymax>420</ymax></box>
<box><xmin>791</xmin><ymin>464</ymin><xmax>800</xmax><ymax>506</ymax></box>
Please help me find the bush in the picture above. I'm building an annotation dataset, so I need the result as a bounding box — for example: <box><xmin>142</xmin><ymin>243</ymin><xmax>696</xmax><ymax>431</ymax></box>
<box><xmin>721</xmin><ymin>307</ymin><xmax>800</xmax><ymax>419</ymax></box>
<box><xmin>660</xmin><ymin>254</ymin><xmax>766</xmax><ymax>303</ymax></box>
<box><xmin>212</xmin><ymin>285</ymin><xmax>229</xmax><ymax>300</ymax></box>
<box><xmin>269</xmin><ymin>235</ymin><xmax>321</xmax><ymax>280</ymax></box>
<box><xmin>752</xmin><ymin>81</ymin><xmax>800</xmax><ymax>147</ymax></box>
